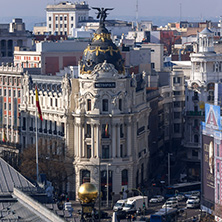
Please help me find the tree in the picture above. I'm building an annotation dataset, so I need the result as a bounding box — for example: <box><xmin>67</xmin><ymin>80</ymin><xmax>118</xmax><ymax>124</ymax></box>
<box><xmin>18</xmin><ymin>138</ymin><xmax>74</xmax><ymax>196</ymax></box>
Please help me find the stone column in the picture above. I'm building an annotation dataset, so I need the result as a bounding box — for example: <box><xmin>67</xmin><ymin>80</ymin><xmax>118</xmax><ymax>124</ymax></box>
<box><xmin>82</xmin><ymin>124</ymin><xmax>85</xmax><ymax>157</ymax></box>
<box><xmin>96</xmin><ymin>124</ymin><xmax>100</xmax><ymax>158</ymax></box>
<box><xmin>79</xmin><ymin>124</ymin><xmax>82</xmax><ymax>157</ymax></box>
<box><xmin>117</xmin><ymin>124</ymin><xmax>120</xmax><ymax>157</ymax></box>
<box><xmin>91</xmin><ymin>124</ymin><xmax>94</xmax><ymax>158</ymax></box>
<box><xmin>127</xmin><ymin>123</ymin><xmax>131</xmax><ymax>156</ymax></box>
<box><xmin>112</xmin><ymin>124</ymin><xmax>116</xmax><ymax>158</ymax></box>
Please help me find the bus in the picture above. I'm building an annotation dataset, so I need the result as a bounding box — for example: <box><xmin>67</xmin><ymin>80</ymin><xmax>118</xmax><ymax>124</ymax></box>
<box><xmin>150</xmin><ymin>208</ymin><xmax>178</xmax><ymax>222</ymax></box>
<box><xmin>165</xmin><ymin>182</ymin><xmax>201</xmax><ymax>198</ymax></box>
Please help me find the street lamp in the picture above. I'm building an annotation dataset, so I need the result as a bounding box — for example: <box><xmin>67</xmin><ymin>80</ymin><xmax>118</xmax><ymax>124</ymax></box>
<box><xmin>168</xmin><ymin>153</ymin><xmax>172</xmax><ymax>186</ymax></box>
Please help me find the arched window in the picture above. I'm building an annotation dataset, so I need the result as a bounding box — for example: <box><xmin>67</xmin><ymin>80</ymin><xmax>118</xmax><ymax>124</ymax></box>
<box><xmin>194</xmin><ymin>134</ymin><xmax>199</xmax><ymax>143</ymax></box>
<box><xmin>122</xmin><ymin>169</ymin><xmax>128</xmax><ymax>185</ymax></box>
<box><xmin>102</xmin><ymin>99</ymin><xmax>108</xmax><ymax>111</ymax></box>
<box><xmin>81</xmin><ymin>170</ymin><xmax>90</xmax><ymax>184</ymax></box>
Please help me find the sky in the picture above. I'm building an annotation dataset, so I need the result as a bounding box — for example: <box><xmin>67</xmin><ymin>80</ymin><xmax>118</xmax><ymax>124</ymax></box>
<box><xmin>0</xmin><ymin>0</ymin><xmax>222</xmax><ymax>20</ymax></box>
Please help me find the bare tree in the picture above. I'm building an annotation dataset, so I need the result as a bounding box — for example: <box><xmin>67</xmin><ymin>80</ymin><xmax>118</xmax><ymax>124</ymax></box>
<box><xmin>19</xmin><ymin>138</ymin><xmax>74</xmax><ymax>196</ymax></box>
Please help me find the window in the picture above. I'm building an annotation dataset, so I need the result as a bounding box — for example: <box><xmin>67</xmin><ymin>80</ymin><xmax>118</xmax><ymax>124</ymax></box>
<box><xmin>173</xmin><ymin>77</ymin><xmax>181</xmax><ymax>84</ymax></box>
<box><xmin>49</xmin><ymin>16</ymin><xmax>51</xmax><ymax>21</ymax></box>
<box><xmin>173</xmin><ymin>91</ymin><xmax>181</xmax><ymax>95</ymax></box>
<box><xmin>87</xmin><ymin>145</ymin><xmax>91</xmax><ymax>158</ymax></box>
<box><xmin>102</xmin><ymin>145</ymin><xmax>109</xmax><ymax>159</ymax></box>
<box><xmin>64</xmin><ymin>24</ymin><xmax>67</xmax><ymax>28</ymax></box>
<box><xmin>60</xmin><ymin>24</ymin><xmax>62</xmax><ymax>28</ymax></box>
<box><xmin>81</xmin><ymin>170</ymin><xmax>90</xmax><ymax>184</ymax></box>
<box><xmin>174</xmin><ymin>112</ymin><xmax>180</xmax><ymax>119</ymax></box>
<box><xmin>56</xmin><ymin>24</ymin><xmax>58</xmax><ymax>28</ymax></box>
<box><xmin>55</xmin><ymin>98</ymin><xmax>57</xmax><ymax>107</ymax></box>
<box><xmin>64</xmin><ymin>16</ymin><xmax>67</xmax><ymax>21</ymax></box>
<box><xmin>102</xmin><ymin>124</ymin><xmax>109</xmax><ymax>138</ymax></box>
<box><xmin>151</xmin><ymin>63</ymin><xmax>155</xmax><ymax>69</ymax></box>
<box><xmin>4</xmin><ymin>89</ymin><xmax>6</xmax><ymax>96</ymax></box>
<box><xmin>71</xmin><ymin>24</ymin><xmax>73</xmax><ymax>28</ymax></box>
<box><xmin>122</xmin><ymin>169</ymin><xmax>128</xmax><ymax>185</ymax></box>
<box><xmin>0</xmin><ymin>89</ymin><xmax>1</xmax><ymax>95</ymax></box>
<box><xmin>71</xmin><ymin>16</ymin><xmax>73</xmax><ymax>21</ymax></box>
<box><xmin>55</xmin><ymin>16</ymin><xmax>58</xmax><ymax>21</ymax></box>
<box><xmin>120</xmin><ymin>144</ymin><xmax>123</xmax><ymax>157</ymax></box>
<box><xmin>8</xmin><ymin>89</ymin><xmax>11</xmax><ymax>96</ymax></box>
<box><xmin>120</xmin><ymin>124</ymin><xmax>124</xmax><ymax>138</ymax></box>
<box><xmin>174</xmin><ymin>101</ymin><xmax>180</xmax><ymax>107</ymax></box>
<box><xmin>87</xmin><ymin>99</ymin><xmax>91</xmax><ymax>111</ymax></box>
<box><xmin>174</xmin><ymin>123</ymin><xmax>180</xmax><ymax>133</ymax></box>
<box><xmin>218</xmin><ymin>183</ymin><xmax>220</xmax><ymax>201</ymax></box>
<box><xmin>217</xmin><ymin>144</ymin><xmax>220</xmax><ymax>156</ymax></box>
<box><xmin>22</xmin><ymin>117</ymin><xmax>26</xmax><ymax>130</ymax></box>
<box><xmin>4</xmin><ymin>103</ymin><xmax>6</xmax><ymax>109</ymax></box>
<box><xmin>44</xmin><ymin>120</ymin><xmax>47</xmax><ymax>133</ymax></box>
<box><xmin>102</xmin><ymin>99</ymin><xmax>108</xmax><ymax>111</ymax></box>
<box><xmin>192</xmin><ymin>150</ymin><xmax>198</xmax><ymax>157</ymax></box>
<box><xmin>217</xmin><ymin>162</ymin><xmax>219</xmax><ymax>173</ymax></box>
<box><xmin>86</xmin><ymin>124</ymin><xmax>91</xmax><ymax>138</ymax></box>
<box><xmin>49</xmin><ymin>24</ymin><xmax>51</xmax><ymax>28</ymax></box>
<box><xmin>119</xmin><ymin>99</ymin><xmax>122</xmax><ymax>111</ymax></box>
<box><xmin>9</xmin><ymin>103</ymin><xmax>11</xmax><ymax>110</ymax></box>
<box><xmin>50</xmin><ymin>98</ymin><xmax>53</xmax><ymax>106</ymax></box>
<box><xmin>13</xmin><ymin>90</ymin><xmax>16</xmax><ymax>97</ymax></box>
<box><xmin>194</xmin><ymin>135</ymin><xmax>199</xmax><ymax>143</ymax></box>
<box><xmin>18</xmin><ymin>91</ymin><xmax>20</xmax><ymax>97</ymax></box>
<box><xmin>60</xmin><ymin>16</ymin><xmax>63</xmax><ymax>21</ymax></box>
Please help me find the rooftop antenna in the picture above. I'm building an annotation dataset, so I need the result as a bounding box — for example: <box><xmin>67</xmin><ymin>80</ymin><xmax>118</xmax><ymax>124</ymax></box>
<box><xmin>136</xmin><ymin>0</ymin><xmax>139</xmax><ymax>31</ymax></box>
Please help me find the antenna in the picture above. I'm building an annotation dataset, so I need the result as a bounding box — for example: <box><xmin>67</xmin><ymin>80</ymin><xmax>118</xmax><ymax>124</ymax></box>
<box><xmin>136</xmin><ymin>0</ymin><xmax>139</xmax><ymax>31</ymax></box>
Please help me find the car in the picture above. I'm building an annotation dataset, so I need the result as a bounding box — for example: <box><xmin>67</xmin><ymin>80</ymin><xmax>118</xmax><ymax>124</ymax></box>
<box><xmin>184</xmin><ymin>191</ymin><xmax>200</xmax><ymax>199</ymax></box>
<box><xmin>175</xmin><ymin>194</ymin><xmax>185</xmax><ymax>201</ymax></box>
<box><xmin>186</xmin><ymin>196</ymin><xmax>200</xmax><ymax>204</ymax></box>
<box><xmin>162</xmin><ymin>200</ymin><xmax>178</xmax><ymax>208</ymax></box>
<box><xmin>167</xmin><ymin>197</ymin><xmax>178</xmax><ymax>201</ymax></box>
<box><xmin>149</xmin><ymin>195</ymin><xmax>165</xmax><ymax>203</ymax></box>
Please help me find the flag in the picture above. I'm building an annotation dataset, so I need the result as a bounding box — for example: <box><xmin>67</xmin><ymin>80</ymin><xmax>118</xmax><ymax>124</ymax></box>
<box><xmin>105</xmin><ymin>124</ymin><xmax>108</xmax><ymax>137</ymax></box>
<box><xmin>35</xmin><ymin>87</ymin><xmax>43</xmax><ymax>121</ymax></box>
<box><xmin>3</xmin><ymin>131</ymin><xmax>7</xmax><ymax>142</ymax></box>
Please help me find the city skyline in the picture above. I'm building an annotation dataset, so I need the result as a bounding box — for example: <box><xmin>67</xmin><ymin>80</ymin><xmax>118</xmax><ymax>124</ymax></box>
<box><xmin>1</xmin><ymin>0</ymin><xmax>222</xmax><ymax>21</ymax></box>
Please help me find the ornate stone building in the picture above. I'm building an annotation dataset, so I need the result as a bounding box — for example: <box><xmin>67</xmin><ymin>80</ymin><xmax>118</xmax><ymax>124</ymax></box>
<box><xmin>19</xmin><ymin>12</ymin><xmax>151</xmax><ymax>199</ymax></box>
<box><xmin>71</xmin><ymin>15</ymin><xmax>151</xmax><ymax>199</ymax></box>
<box><xmin>184</xmin><ymin>27</ymin><xmax>222</xmax><ymax>180</ymax></box>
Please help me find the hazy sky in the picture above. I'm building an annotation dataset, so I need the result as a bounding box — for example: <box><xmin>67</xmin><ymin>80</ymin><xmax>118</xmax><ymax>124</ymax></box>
<box><xmin>1</xmin><ymin>0</ymin><xmax>222</xmax><ymax>19</ymax></box>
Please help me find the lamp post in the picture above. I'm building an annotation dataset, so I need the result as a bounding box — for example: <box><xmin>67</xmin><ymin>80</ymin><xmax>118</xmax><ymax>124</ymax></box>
<box><xmin>168</xmin><ymin>153</ymin><xmax>172</xmax><ymax>186</ymax></box>
<box><xmin>106</xmin><ymin>163</ymin><xmax>111</xmax><ymax>208</ymax></box>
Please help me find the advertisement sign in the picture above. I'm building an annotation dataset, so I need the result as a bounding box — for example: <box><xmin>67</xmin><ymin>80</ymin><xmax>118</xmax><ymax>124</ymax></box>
<box><xmin>202</xmin><ymin>135</ymin><xmax>215</xmax><ymax>203</ymax></box>
<box><xmin>205</xmin><ymin>103</ymin><xmax>220</xmax><ymax>129</ymax></box>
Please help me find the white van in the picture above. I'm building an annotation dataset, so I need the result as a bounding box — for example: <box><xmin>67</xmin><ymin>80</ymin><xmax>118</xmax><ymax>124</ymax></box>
<box><xmin>113</xmin><ymin>199</ymin><xmax>127</xmax><ymax>211</ymax></box>
<box><xmin>122</xmin><ymin>196</ymin><xmax>148</xmax><ymax>213</ymax></box>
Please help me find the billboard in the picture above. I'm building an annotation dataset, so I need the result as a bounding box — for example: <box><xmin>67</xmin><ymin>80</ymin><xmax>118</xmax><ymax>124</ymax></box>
<box><xmin>205</xmin><ymin>103</ymin><xmax>220</xmax><ymax>130</ymax></box>
<box><xmin>202</xmin><ymin>135</ymin><xmax>215</xmax><ymax>203</ymax></box>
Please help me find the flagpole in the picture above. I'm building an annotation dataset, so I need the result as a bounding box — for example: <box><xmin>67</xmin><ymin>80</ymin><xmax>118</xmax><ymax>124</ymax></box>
<box><xmin>36</xmin><ymin>95</ymin><xmax>39</xmax><ymax>183</ymax></box>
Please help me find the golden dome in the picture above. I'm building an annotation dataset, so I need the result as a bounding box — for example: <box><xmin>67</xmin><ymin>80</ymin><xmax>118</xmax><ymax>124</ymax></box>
<box><xmin>78</xmin><ymin>183</ymin><xmax>98</xmax><ymax>204</ymax></box>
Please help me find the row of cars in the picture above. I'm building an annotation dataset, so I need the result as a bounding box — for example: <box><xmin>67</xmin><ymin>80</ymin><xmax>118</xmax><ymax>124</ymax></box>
<box><xmin>149</xmin><ymin>191</ymin><xmax>200</xmax><ymax>209</ymax></box>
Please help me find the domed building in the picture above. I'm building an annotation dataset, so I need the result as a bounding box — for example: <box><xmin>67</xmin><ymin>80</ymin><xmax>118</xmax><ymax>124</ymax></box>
<box><xmin>71</xmin><ymin>11</ymin><xmax>151</xmax><ymax>200</ymax></box>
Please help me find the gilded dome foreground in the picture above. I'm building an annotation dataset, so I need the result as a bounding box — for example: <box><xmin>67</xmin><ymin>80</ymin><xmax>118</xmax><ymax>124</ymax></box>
<box><xmin>80</xmin><ymin>13</ymin><xmax>125</xmax><ymax>75</ymax></box>
<box><xmin>78</xmin><ymin>183</ymin><xmax>98</xmax><ymax>203</ymax></box>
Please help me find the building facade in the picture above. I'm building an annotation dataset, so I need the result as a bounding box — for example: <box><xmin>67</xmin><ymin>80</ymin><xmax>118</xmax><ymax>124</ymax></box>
<box><xmin>46</xmin><ymin>1</ymin><xmax>90</xmax><ymax>36</ymax></box>
<box><xmin>184</xmin><ymin>27</ymin><xmax>222</xmax><ymax>180</ymax></box>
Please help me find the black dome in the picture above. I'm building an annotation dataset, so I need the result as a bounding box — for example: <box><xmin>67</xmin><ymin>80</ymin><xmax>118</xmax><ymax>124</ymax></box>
<box><xmin>80</xmin><ymin>25</ymin><xmax>125</xmax><ymax>74</ymax></box>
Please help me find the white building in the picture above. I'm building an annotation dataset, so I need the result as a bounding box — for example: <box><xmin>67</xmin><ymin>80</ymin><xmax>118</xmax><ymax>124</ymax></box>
<box><xmin>184</xmin><ymin>27</ymin><xmax>222</xmax><ymax>180</ymax></box>
<box><xmin>46</xmin><ymin>1</ymin><xmax>90</xmax><ymax>35</ymax></box>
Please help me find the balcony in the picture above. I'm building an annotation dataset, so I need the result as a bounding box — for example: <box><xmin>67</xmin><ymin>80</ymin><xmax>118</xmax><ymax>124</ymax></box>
<box><xmin>53</xmin><ymin>130</ymin><xmax>57</xmax><ymax>135</ymax></box>
<box><xmin>186</xmin><ymin>111</ymin><xmax>204</xmax><ymax>117</ymax></box>
<box><xmin>137</xmin><ymin>126</ymin><xmax>145</xmax><ymax>136</ymax></box>
<box><xmin>44</xmin><ymin>129</ymin><xmax>47</xmax><ymax>134</ymax></box>
<box><xmin>60</xmin><ymin>132</ymin><xmax>64</xmax><ymax>137</ymax></box>
<box><xmin>39</xmin><ymin>128</ymin><xmax>42</xmax><ymax>133</ymax></box>
<box><xmin>29</xmin><ymin>127</ymin><xmax>33</xmax><ymax>131</ymax></box>
<box><xmin>49</xmin><ymin>129</ymin><xmax>52</xmax><ymax>134</ymax></box>
<box><xmin>22</xmin><ymin>126</ymin><xmax>26</xmax><ymax>131</ymax></box>
<box><xmin>102</xmin><ymin>133</ymin><xmax>110</xmax><ymax>139</ymax></box>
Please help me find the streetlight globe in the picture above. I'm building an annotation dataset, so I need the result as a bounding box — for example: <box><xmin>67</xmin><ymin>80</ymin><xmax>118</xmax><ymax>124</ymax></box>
<box><xmin>78</xmin><ymin>183</ymin><xmax>98</xmax><ymax>204</ymax></box>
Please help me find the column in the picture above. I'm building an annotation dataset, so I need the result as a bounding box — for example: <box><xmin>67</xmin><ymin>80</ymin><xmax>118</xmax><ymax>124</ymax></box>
<box><xmin>74</xmin><ymin>123</ymin><xmax>78</xmax><ymax>157</ymax></box>
<box><xmin>127</xmin><ymin>123</ymin><xmax>131</xmax><ymax>156</ymax></box>
<box><xmin>117</xmin><ymin>124</ymin><xmax>120</xmax><ymax>157</ymax></box>
<box><xmin>112</xmin><ymin>124</ymin><xmax>116</xmax><ymax>158</ymax></box>
<box><xmin>96</xmin><ymin>124</ymin><xmax>100</xmax><ymax>158</ymax></box>
<box><xmin>79</xmin><ymin>124</ymin><xmax>82</xmax><ymax>157</ymax></box>
<box><xmin>82</xmin><ymin>124</ymin><xmax>85</xmax><ymax>157</ymax></box>
<box><xmin>91</xmin><ymin>124</ymin><xmax>94</xmax><ymax>158</ymax></box>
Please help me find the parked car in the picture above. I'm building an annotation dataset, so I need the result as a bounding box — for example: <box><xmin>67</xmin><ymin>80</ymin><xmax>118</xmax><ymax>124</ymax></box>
<box><xmin>175</xmin><ymin>194</ymin><xmax>185</xmax><ymax>202</ymax></box>
<box><xmin>162</xmin><ymin>200</ymin><xmax>178</xmax><ymax>208</ymax></box>
<box><xmin>149</xmin><ymin>195</ymin><xmax>165</xmax><ymax>203</ymax></box>
<box><xmin>186</xmin><ymin>196</ymin><xmax>200</xmax><ymax>208</ymax></box>
<box><xmin>184</xmin><ymin>191</ymin><xmax>200</xmax><ymax>199</ymax></box>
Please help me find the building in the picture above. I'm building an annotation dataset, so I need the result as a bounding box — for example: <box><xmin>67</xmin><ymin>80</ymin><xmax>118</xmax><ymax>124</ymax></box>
<box><xmin>184</xmin><ymin>27</ymin><xmax>222</xmax><ymax>180</ymax></box>
<box><xmin>201</xmin><ymin>103</ymin><xmax>222</xmax><ymax>220</ymax></box>
<box><xmin>72</xmin><ymin>19</ymin><xmax>151</xmax><ymax>199</ymax></box>
<box><xmin>0</xmin><ymin>18</ymin><xmax>32</xmax><ymax>64</ymax></box>
<box><xmin>46</xmin><ymin>1</ymin><xmax>90</xmax><ymax>36</ymax></box>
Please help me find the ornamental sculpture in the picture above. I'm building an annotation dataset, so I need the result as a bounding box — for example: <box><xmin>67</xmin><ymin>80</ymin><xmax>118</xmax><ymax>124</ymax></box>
<box><xmin>92</xmin><ymin>7</ymin><xmax>113</xmax><ymax>26</ymax></box>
